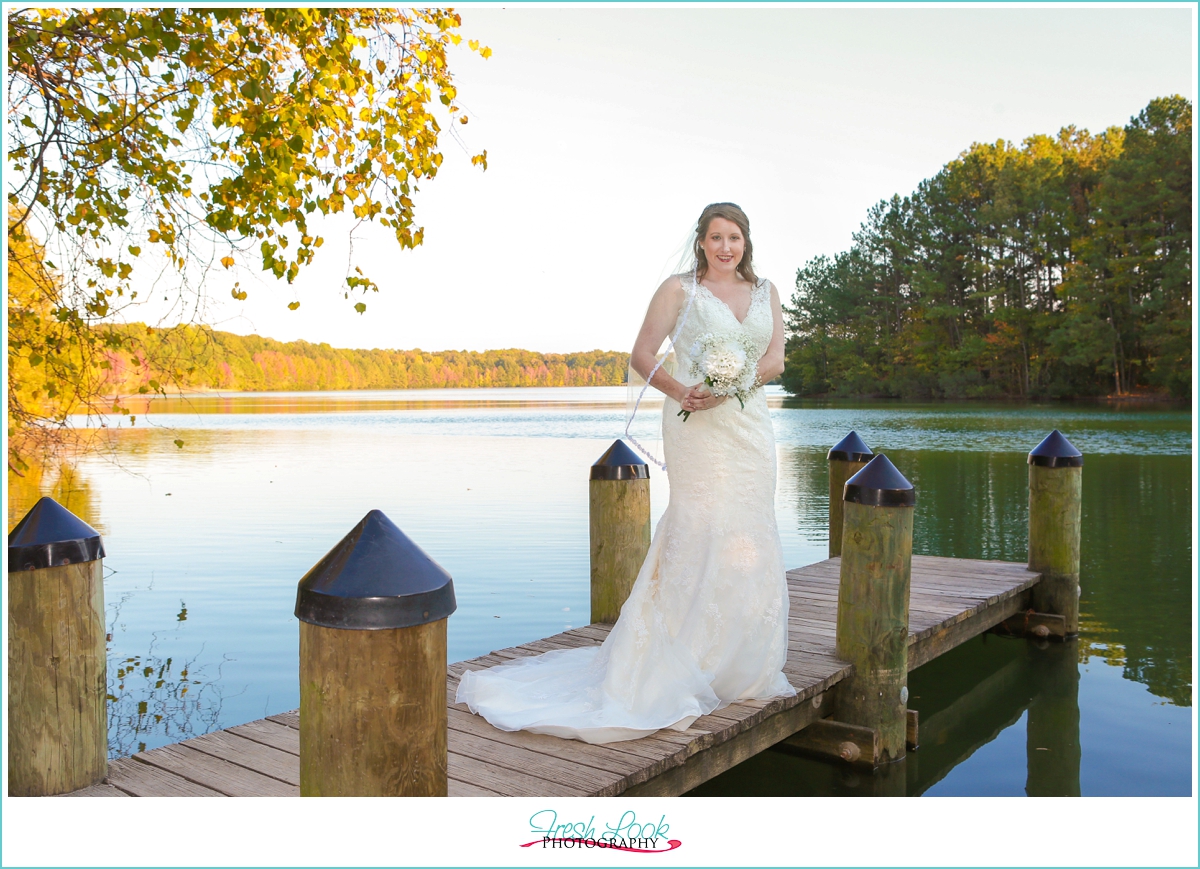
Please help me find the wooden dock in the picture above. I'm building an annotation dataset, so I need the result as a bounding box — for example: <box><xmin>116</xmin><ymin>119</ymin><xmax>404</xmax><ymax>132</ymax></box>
<box><xmin>63</xmin><ymin>555</ymin><xmax>1040</xmax><ymax>797</ymax></box>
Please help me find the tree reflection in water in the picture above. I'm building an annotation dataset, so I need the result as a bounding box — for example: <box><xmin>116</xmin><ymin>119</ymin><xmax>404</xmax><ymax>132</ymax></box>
<box><xmin>105</xmin><ymin>588</ymin><xmax>240</xmax><ymax>758</ymax></box>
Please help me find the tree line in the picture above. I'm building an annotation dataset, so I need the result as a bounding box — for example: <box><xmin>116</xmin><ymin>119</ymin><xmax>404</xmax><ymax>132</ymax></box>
<box><xmin>783</xmin><ymin>96</ymin><xmax>1191</xmax><ymax>400</ymax></box>
<box><xmin>99</xmin><ymin>324</ymin><xmax>630</xmax><ymax>393</ymax></box>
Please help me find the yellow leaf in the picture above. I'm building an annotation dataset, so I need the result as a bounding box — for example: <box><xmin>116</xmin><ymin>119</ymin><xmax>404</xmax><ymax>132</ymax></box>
<box><xmin>220</xmin><ymin>255</ymin><xmax>235</xmax><ymax>269</ymax></box>
<box><xmin>288</xmin><ymin>301</ymin><xmax>300</xmax><ymax>310</ymax></box>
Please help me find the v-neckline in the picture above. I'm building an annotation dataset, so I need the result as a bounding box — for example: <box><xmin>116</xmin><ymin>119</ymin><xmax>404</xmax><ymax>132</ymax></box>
<box><xmin>697</xmin><ymin>279</ymin><xmax>755</xmax><ymax>326</ymax></box>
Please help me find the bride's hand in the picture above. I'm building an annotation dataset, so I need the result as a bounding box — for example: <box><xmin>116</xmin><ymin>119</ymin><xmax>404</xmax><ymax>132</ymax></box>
<box><xmin>680</xmin><ymin>385</ymin><xmax>726</xmax><ymax>414</ymax></box>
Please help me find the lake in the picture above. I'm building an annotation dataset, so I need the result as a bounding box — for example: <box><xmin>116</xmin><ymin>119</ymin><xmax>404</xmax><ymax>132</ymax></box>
<box><xmin>8</xmin><ymin>386</ymin><xmax>1191</xmax><ymax>796</ymax></box>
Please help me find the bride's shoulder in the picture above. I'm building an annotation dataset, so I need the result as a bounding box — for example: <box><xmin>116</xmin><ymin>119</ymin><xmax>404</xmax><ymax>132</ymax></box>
<box><xmin>654</xmin><ymin>273</ymin><xmax>689</xmax><ymax>301</ymax></box>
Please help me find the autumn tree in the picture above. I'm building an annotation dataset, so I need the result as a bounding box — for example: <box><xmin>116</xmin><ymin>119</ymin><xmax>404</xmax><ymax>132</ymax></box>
<box><xmin>6</xmin><ymin>7</ymin><xmax>488</xmax><ymax>468</ymax></box>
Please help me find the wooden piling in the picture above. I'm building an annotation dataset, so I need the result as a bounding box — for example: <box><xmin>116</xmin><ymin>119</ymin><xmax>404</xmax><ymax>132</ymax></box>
<box><xmin>8</xmin><ymin>497</ymin><xmax>108</xmax><ymax>796</ymax></box>
<box><xmin>827</xmin><ymin>432</ymin><xmax>873</xmax><ymax>558</ymax></box>
<box><xmin>835</xmin><ymin>455</ymin><xmax>915</xmax><ymax>764</ymax></box>
<box><xmin>589</xmin><ymin>440</ymin><xmax>650</xmax><ymax>624</ymax></box>
<box><xmin>300</xmin><ymin>619</ymin><xmax>446</xmax><ymax>796</ymax></box>
<box><xmin>295</xmin><ymin>509</ymin><xmax>456</xmax><ymax>796</ymax></box>
<box><xmin>1027</xmin><ymin>430</ymin><xmax>1083</xmax><ymax>636</ymax></box>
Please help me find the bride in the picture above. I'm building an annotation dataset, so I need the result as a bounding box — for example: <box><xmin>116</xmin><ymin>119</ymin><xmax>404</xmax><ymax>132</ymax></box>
<box><xmin>456</xmin><ymin>202</ymin><xmax>795</xmax><ymax>744</ymax></box>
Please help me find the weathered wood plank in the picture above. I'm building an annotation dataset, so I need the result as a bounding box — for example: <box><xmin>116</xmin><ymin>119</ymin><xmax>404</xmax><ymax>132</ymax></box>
<box><xmin>183</xmin><ymin>730</ymin><xmax>300</xmax><ymax>786</ymax></box>
<box><xmin>621</xmin><ymin>690</ymin><xmax>831</xmax><ymax>796</ymax></box>
<box><xmin>449</xmin><ymin>729</ymin><xmax>627</xmax><ymax>796</ymax></box>
<box><xmin>449</xmin><ymin>777</ymin><xmax>503</xmax><ymax>797</ymax></box>
<box><xmin>105</xmin><ymin>756</ymin><xmax>225</xmax><ymax>797</ymax></box>
<box><xmin>266</xmin><ymin>710</ymin><xmax>299</xmax><ymax>730</ymax></box>
<box><xmin>55</xmin><ymin>782</ymin><xmax>130</xmax><ymax>797</ymax></box>
<box><xmin>908</xmin><ymin>589</ymin><xmax>1032</xmax><ymax>670</ymax></box>
<box><xmin>227</xmin><ymin>718</ymin><xmax>300</xmax><ymax>756</ymax></box>
<box><xmin>134</xmin><ymin>744</ymin><xmax>299</xmax><ymax>796</ymax></box>
<box><xmin>447</xmin><ymin>708</ymin><xmax>655</xmax><ymax>773</ymax></box>
<box><xmin>448</xmin><ymin>752</ymin><xmax>590</xmax><ymax>797</ymax></box>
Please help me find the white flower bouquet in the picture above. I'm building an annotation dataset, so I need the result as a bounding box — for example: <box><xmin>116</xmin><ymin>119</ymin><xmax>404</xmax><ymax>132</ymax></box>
<box><xmin>678</xmin><ymin>332</ymin><xmax>760</xmax><ymax>421</ymax></box>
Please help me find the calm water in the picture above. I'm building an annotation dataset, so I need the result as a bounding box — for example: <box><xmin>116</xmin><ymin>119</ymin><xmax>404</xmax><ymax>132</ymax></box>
<box><xmin>9</xmin><ymin>387</ymin><xmax>1192</xmax><ymax>795</ymax></box>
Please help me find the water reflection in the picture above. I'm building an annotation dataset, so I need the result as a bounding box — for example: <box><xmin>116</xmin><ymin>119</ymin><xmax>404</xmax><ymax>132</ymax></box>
<box><xmin>116</xmin><ymin>387</ymin><xmax>639</xmax><ymax>416</ymax></box>
<box><xmin>7</xmin><ymin>458</ymin><xmax>102</xmax><ymax>534</ymax></box>
<box><xmin>689</xmin><ymin>636</ymin><xmax>1087</xmax><ymax>797</ymax></box>
<box><xmin>104</xmin><ymin>586</ymin><xmax>238</xmax><ymax>758</ymax></box>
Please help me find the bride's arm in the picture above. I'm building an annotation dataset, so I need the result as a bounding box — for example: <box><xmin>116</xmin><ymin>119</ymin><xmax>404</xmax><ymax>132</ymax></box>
<box><xmin>631</xmin><ymin>276</ymin><xmax>689</xmax><ymax>403</ymax></box>
<box><xmin>756</xmin><ymin>281</ymin><xmax>786</xmax><ymax>384</ymax></box>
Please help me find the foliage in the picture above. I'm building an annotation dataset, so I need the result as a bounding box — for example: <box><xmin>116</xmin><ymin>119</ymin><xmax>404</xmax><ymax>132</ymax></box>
<box><xmin>100</xmin><ymin>324</ymin><xmax>631</xmax><ymax>392</ymax></box>
<box><xmin>6</xmin><ymin>7</ymin><xmax>488</xmax><ymax>467</ymax></box>
<box><xmin>783</xmin><ymin>96</ymin><xmax>1191</xmax><ymax>400</ymax></box>
<box><xmin>6</xmin><ymin>221</ymin><xmax>111</xmax><ymax>466</ymax></box>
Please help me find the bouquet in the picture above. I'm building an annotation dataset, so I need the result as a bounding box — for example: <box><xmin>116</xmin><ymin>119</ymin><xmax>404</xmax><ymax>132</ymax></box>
<box><xmin>678</xmin><ymin>332</ymin><xmax>760</xmax><ymax>421</ymax></box>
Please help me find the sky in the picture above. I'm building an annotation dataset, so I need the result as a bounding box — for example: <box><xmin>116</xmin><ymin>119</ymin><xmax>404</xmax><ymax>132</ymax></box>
<box><xmin>137</xmin><ymin>4</ymin><xmax>1195</xmax><ymax>355</ymax></box>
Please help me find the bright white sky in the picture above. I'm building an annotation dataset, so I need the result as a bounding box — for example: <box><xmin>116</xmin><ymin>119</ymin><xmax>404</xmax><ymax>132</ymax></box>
<box><xmin>145</xmin><ymin>4</ymin><xmax>1194</xmax><ymax>354</ymax></box>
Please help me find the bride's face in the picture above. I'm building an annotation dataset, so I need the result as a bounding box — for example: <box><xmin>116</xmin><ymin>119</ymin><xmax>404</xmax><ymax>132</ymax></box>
<box><xmin>701</xmin><ymin>217</ymin><xmax>745</xmax><ymax>276</ymax></box>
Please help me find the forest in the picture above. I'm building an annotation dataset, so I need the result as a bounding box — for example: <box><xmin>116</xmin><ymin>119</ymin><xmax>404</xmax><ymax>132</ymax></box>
<box><xmin>98</xmin><ymin>324</ymin><xmax>630</xmax><ymax>393</ymax></box>
<box><xmin>782</xmin><ymin>96</ymin><xmax>1191</xmax><ymax>400</ymax></box>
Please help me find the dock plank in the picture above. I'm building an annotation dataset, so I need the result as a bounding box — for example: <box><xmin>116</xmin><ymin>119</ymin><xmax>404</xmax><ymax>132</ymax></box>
<box><xmin>105</xmin><ymin>756</ymin><xmax>225</xmax><ymax>797</ymax></box>
<box><xmin>55</xmin><ymin>783</ymin><xmax>130</xmax><ymax>797</ymax></box>
<box><xmin>227</xmin><ymin>718</ymin><xmax>300</xmax><ymax>756</ymax></box>
<box><xmin>134</xmin><ymin>743</ymin><xmax>299</xmax><ymax>796</ymax></box>
<box><xmin>182</xmin><ymin>730</ymin><xmax>300</xmax><ymax>786</ymax></box>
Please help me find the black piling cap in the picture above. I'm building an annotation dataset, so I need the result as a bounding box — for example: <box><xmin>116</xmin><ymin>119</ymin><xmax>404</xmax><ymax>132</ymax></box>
<box><xmin>295</xmin><ymin>510</ymin><xmax>456</xmax><ymax>630</ymax></box>
<box><xmin>1028</xmin><ymin>430</ymin><xmax>1084</xmax><ymax>468</ymax></box>
<box><xmin>827</xmin><ymin>431</ymin><xmax>874</xmax><ymax>463</ymax></box>
<box><xmin>590</xmin><ymin>439</ymin><xmax>649</xmax><ymax>481</ymax></box>
<box><xmin>7</xmin><ymin>496</ymin><xmax>105</xmax><ymax>571</ymax></box>
<box><xmin>844</xmin><ymin>454</ymin><xmax>916</xmax><ymax>508</ymax></box>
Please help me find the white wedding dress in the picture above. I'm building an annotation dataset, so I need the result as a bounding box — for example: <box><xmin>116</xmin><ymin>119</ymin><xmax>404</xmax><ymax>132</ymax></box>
<box><xmin>456</xmin><ymin>274</ymin><xmax>795</xmax><ymax>744</ymax></box>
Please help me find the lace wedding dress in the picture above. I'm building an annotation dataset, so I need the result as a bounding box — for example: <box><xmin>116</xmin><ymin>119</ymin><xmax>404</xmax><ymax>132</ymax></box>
<box><xmin>456</xmin><ymin>274</ymin><xmax>795</xmax><ymax>744</ymax></box>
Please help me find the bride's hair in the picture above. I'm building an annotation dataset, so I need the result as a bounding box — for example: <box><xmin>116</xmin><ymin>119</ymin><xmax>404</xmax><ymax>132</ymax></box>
<box><xmin>692</xmin><ymin>202</ymin><xmax>757</xmax><ymax>284</ymax></box>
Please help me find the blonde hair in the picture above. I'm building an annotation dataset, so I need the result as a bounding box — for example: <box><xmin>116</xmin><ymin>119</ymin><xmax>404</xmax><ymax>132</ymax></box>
<box><xmin>693</xmin><ymin>202</ymin><xmax>757</xmax><ymax>284</ymax></box>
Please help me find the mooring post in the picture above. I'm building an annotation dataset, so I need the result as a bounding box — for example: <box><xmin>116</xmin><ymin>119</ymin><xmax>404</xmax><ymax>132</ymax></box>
<box><xmin>835</xmin><ymin>454</ymin><xmax>915</xmax><ymax>764</ymax></box>
<box><xmin>1027</xmin><ymin>430</ymin><xmax>1083</xmax><ymax>637</ymax></box>
<box><xmin>295</xmin><ymin>509</ymin><xmax>456</xmax><ymax>796</ymax></box>
<box><xmin>827</xmin><ymin>431</ymin><xmax>874</xmax><ymax>558</ymax></box>
<box><xmin>8</xmin><ymin>497</ymin><xmax>108</xmax><ymax>796</ymax></box>
<box><xmin>589</xmin><ymin>440</ymin><xmax>650</xmax><ymax>624</ymax></box>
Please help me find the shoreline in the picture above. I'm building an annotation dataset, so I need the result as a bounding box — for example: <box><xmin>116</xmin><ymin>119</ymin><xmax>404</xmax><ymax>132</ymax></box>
<box><xmin>103</xmin><ymin>385</ymin><xmax>1189</xmax><ymax>406</ymax></box>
